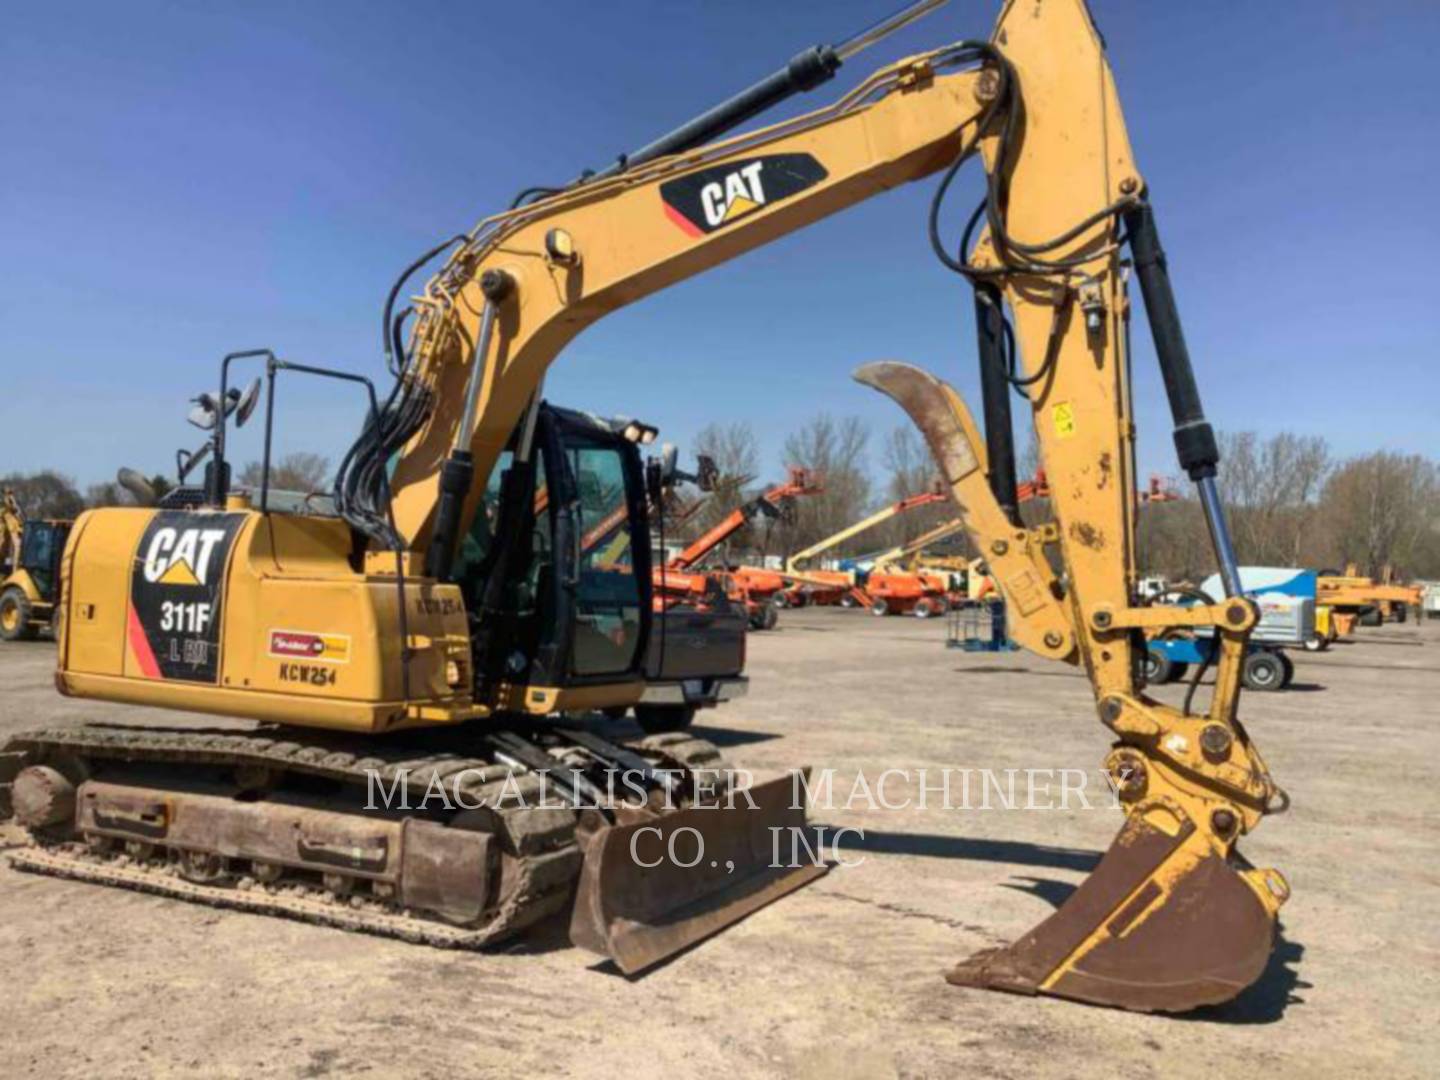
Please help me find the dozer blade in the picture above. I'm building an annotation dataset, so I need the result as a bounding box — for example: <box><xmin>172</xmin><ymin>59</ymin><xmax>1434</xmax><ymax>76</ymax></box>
<box><xmin>948</xmin><ymin>810</ymin><xmax>1286</xmax><ymax>1012</ymax></box>
<box><xmin>569</xmin><ymin>770</ymin><xmax>826</xmax><ymax>974</ymax></box>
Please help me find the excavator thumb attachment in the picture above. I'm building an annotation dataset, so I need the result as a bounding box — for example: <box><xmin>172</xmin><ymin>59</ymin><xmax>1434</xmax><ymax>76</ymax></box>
<box><xmin>569</xmin><ymin>770</ymin><xmax>826</xmax><ymax>974</ymax></box>
<box><xmin>855</xmin><ymin>360</ymin><xmax>1288</xmax><ymax>1012</ymax></box>
<box><xmin>948</xmin><ymin>805</ymin><xmax>1284</xmax><ymax>1012</ymax></box>
<box><xmin>852</xmin><ymin>361</ymin><xmax>1074</xmax><ymax>662</ymax></box>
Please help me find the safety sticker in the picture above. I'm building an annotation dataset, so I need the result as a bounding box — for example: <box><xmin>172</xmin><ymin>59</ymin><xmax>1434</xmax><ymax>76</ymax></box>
<box><xmin>1052</xmin><ymin>401</ymin><xmax>1077</xmax><ymax>439</ymax></box>
<box><xmin>268</xmin><ymin>629</ymin><xmax>352</xmax><ymax>664</ymax></box>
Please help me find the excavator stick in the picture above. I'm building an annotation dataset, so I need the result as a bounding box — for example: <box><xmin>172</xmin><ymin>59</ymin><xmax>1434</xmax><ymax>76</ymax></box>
<box><xmin>857</xmin><ymin>362</ymin><xmax>1288</xmax><ymax>1012</ymax></box>
<box><xmin>569</xmin><ymin>769</ymin><xmax>825</xmax><ymax>974</ymax></box>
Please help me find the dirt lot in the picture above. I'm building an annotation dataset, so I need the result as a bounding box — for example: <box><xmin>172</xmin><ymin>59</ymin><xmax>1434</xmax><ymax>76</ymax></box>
<box><xmin>1</xmin><ymin>610</ymin><xmax>1437</xmax><ymax>1079</ymax></box>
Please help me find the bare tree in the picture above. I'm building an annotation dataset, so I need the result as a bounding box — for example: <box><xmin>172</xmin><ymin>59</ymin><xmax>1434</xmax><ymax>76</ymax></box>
<box><xmin>874</xmin><ymin>424</ymin><xmax>949</xmax><ymax>551</ymax></box>
<box><xmin>684</xmin><ymin>422</ymin><xmax>761</xmax><ymax>549</ymax></box>
<box><xmin>1136</xmin><ymin>497</ymin><xmax>1212</xmax><ymax>582</ymax></box>
<box><xmin>778</xmin><ymin>413</ymin><xmax>871</xmax><ymax>554</ymax></box>
<box><xmin>84</xmin><ymin>482</ymin><xmax>131</xmax><ymax>508</ymax></box>
<box><xmin>0</xmin><ymin>471</ymin><xmax>85</xmax><ymax>520</ymax></box>
<box><xmin>1215</xmin><ymin>431</ymin><xmax>1331</xmax><ymax>566</ymax></box>
<box><xmin>881</xmin><ymin>425</ymin><xmax>932</xmax><ymax>500</ymax></box>
<box><xmin>1319</xmin><ymin>452</ymin><xmax>1439</xmax><ymax>577</ymax></box>
<box><xmin>239</xmin><ymin>452</ymin><xmax>330</xmax><ymax>493</ymax></box>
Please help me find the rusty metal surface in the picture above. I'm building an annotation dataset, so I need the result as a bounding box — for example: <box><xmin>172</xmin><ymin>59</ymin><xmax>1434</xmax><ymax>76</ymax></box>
<box><xmin>852</xmin><ymin>363</ymin><xmax>981</xmax><ymax>485</ymax></box>
<box><xmin>5</xmin><ymin>725</ymin><xmax>577</xmax><ymax>946</ymax></box>
<box><xmin>569</xmin><ymin>771</ymin><xmax>827</xmax><ymax>974</ymax></box>
<box><xmin>12</xmin><ymin>764</ymin><xmax>76</xmax><ymax>828</ymax></box>
<box><xmin>6</xmin><ymin>724</ymin><xmax>817</xmax><ymax>973</ymax></box>
<box><xmin>947</xmin><ymin>813</ymin><xmax>1275</xmax><ymax>1012</ymax></box>
<box><xmin>400</xmin><ymin>819</ymin><xmax>493</xmax><ymax>924</ymax></box>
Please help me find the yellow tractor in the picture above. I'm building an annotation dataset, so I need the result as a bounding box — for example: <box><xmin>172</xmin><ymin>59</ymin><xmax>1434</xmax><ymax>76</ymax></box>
<box><xmin>4</xmin><ymin>0</ymin><xmax>1288</xmax><ymax>1011</ymax></box>
<box><xmin>0</xmin><ymin>488</ymin><xmax>72</xmax><ymax>642</ymax></box>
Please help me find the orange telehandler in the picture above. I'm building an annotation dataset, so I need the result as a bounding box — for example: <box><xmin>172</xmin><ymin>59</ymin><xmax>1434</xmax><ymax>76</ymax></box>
<box><xmin>656</xmin><ymin>466</ymin><xmax>821</xmax><ymax>629</ymax></box>
<box><xmin>4</xmin><ymin>0</ymin><xmax>1287</xmax><ymax>1009</ymax></box>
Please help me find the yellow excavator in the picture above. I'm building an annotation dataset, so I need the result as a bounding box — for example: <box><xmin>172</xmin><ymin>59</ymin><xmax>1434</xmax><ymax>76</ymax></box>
<box><xmin>2</xmin><ymin>0</ymin><xmax>1288</xmax><ymax>1010</ymax></box>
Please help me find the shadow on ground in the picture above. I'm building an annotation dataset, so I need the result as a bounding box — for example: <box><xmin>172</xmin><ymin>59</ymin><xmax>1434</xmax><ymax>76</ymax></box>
<box><xmin>951</xmin><ymin>667</ymin><xmax>1088</xmax><ymax>680</ymax></box>
<box><xmin>829</xmin><ymin>829</ymin><xmax>1101</xmax><ymax>873</ymax></box>
<box><xmin>689</xmin><ymin>725</ymin><xmax>783</xmax><ymax>748</ymax></box>
<box><xmin>1187</xmin><ymin>932</ymin><xmax>1307</xmax><ymax>1024</ymax></box>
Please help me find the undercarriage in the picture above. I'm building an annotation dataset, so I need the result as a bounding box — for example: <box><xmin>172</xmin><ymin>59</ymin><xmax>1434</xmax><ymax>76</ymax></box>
<box><xmin>3</xmin><ymin>720</ymin><xmax>816</xmax><ymax>970</ymax></box>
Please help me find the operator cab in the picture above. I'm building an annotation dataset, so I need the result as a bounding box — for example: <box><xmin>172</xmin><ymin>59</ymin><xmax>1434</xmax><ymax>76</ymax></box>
<box><xmin>459</xmin><ymin>404</ymin><xmax>655</xmax><ymax>695</ymax></box>
<box><xmin>17</xmin><ymin>520</ymin><xmax>70</xmax><ymax>604</ymax></box>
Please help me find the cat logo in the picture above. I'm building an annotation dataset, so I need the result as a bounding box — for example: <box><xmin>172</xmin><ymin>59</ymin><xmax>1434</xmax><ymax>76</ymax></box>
<box><xmin>129</xmin><ymin>511</ymin><xmax>246</xmax><ymax>684</ymax></box>
<box><xmin>700</xmin><ymin>161</ymin><xmax>767</xmax><ymax>228</ymax></box>
<box><xmin>142</xmin><ymin>526</ymin><xmax>230</xmax><ymax>587</ymax></box>
<box><xmin>661</xmin><ymin>153</ymin><xmax>828</xmax><ymax>237</ymax></box>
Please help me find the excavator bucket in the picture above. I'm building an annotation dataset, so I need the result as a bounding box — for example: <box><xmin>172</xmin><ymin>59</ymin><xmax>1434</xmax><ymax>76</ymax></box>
<box><xmin>948</xmin><ymin>808</ymin><xmax>1284</xmax><ymax>1012</ymax></box>
<box><xmin>855</xmin><ymin>361</ymin><xmax>1288</xmax><ymax>1011</ymax></box>
<box><xmin>569</xmin><ymin>770</ymin><xmax>827</xmax><ymax>974</ymax></box>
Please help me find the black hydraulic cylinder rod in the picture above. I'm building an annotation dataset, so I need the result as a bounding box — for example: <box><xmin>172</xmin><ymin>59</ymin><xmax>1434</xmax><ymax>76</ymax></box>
<box><xmin>424</xmin><ymin>452</ymin><xmax>473</xmax><ymax>581</ymax></box>
<box><xmin>471</xmin><ymin>458</ymin><xmax>538</xmax><ymax>679</ymax></box>
<box><xmin>425</xmin><ymin>270</ymin><xmax>512</xmax><ymax>582</ymax></box>
<box><xmin>1122</xmin><ymin>203</ymin><xmax>1219</xmax><ymax>482</ymax></box>
<box><xmin>1124</xmin><ymin>201</ymin><xmax>1244</xmax><ymax>598</ymax></box>
<box><xmin>974</xmin><ymin>283</ymin><xmax>1020</xmax><ymax>523</ymax></box>
<box><xmin>578</xmin><ymin>0</ymin><xmax>948</xmax><ymax>185</ymax></box>
<box><xmin>583</xmin><ymin>47</ymin><xmax>840</xmax><ymax>184</ymax></box>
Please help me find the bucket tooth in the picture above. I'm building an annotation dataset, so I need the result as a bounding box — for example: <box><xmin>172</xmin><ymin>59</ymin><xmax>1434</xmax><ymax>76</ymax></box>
<box><xmin>947</xmin><ymin>811</ymin><xmax>1284</xmax><ymax>1012</ymax></box>
<box><xmin>569</xmin><ymin>770</ymin><xmax>826</xmax><ymax>974</ymax></box>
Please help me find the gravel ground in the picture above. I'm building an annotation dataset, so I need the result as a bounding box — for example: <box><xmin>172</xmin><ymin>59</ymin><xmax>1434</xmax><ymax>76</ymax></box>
<box><xmin>1</xmin><ymin>609</ymin><xmax>1436</xmax><ymax>1078</ymax></box>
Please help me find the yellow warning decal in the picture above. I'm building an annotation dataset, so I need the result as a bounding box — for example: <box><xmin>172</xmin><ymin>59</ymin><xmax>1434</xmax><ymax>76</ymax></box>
<box><xmin>1052</xmin><ymin>401</ymin><xmax>1076</xmax><ymax>439</ymax></box>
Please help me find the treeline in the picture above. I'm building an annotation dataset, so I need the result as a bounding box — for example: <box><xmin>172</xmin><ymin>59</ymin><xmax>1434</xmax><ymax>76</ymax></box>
<box><xmin>681</xmin><ymin>420</ymin><xmax>1440</xmax><ymax>580</ymax></box>
<box><xmin>1140</xmin><ymin>435</ymin><xmax>1440</xmax><ymax>581</ymax></box>
<box><xmin>0</xmin><ymin>453</ymin><xmax>331</xmax><ymax>518</ymax></box>
<box><xmin>684</xmin><ymin>415</ymin><xmax>969</xmax><ymax>563</ymax></box>
<box><xmin>8</xmin><ymin>427</ymin><xmax>1437</xmax><ymax>581</ymax></box>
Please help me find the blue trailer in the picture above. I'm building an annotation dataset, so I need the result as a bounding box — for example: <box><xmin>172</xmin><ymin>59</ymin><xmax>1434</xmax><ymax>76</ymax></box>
<box><xmin>1144</xmin><ymin>567</ymin><xmax>1317</xmax><ymax>692</ymax></box>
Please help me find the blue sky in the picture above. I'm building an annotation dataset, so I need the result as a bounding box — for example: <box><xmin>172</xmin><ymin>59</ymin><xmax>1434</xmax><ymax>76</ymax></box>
<box><xmin>3</xmin><ymin>1</ymin><xmax>1437</xmax><ymax>490</ymax></box>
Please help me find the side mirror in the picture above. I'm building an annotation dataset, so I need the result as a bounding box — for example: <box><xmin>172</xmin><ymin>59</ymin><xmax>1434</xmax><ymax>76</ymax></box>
<box><xmin>660</xmin><ymin>443</ymin><xmax>679</xmax><ymax>482</ymax></box>
<box><xmin>235</xmin><ymin>377</ymin><xmax>262</xmax><ymax>428</ymax></box>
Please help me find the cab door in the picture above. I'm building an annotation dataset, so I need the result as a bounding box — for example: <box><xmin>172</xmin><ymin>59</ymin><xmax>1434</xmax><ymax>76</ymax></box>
<box><xmin>540</xmin><ymin>410</ymin><xmax>652</xmax><ymax>685</ymax></box>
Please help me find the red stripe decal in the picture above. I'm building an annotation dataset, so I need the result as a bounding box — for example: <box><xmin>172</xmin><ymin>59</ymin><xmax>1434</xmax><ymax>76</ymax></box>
<box><xmin>126</xmin><ymin>604</ymin><xmax>161</xmax><ymax>679</ymax></box>
<box><xmin>662</xmin><ymin>201</ymin><xmax>704</xmax><ymax>238</ymax></box>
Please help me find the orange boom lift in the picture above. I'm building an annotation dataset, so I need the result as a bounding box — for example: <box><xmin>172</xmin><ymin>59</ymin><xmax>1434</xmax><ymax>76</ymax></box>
<box><xmin>656</xmin><ymin>467</ymin><xmax>821</xmax><ymax>629</ymax></box>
